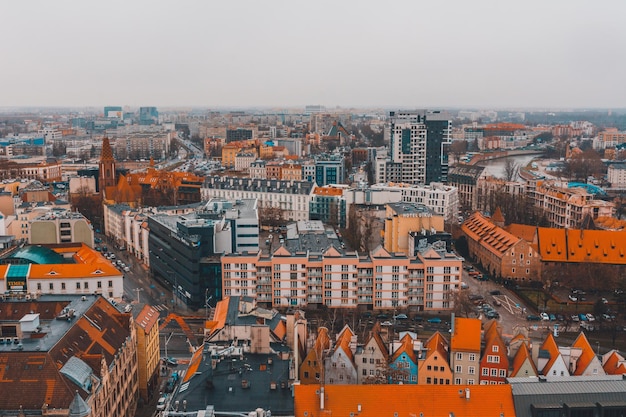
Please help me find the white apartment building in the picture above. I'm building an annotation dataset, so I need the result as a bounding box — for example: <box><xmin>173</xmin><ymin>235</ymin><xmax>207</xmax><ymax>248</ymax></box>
<box><xmin>201</xmin><ymin>177</ymin><xmax>315</xmax><ymax>222</ymax></box>
<box><xmin>370</xmin><ymin>182</ymin><xmax>459</xmax><ymax>223</ymax></box>
<box><xmin>608</xmin><ymin>164</ymin><xmax>626</xmax><ymax>188</ymax></box>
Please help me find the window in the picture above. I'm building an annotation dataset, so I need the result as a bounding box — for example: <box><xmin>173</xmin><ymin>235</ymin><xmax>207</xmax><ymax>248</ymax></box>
<box><xmin>84</xmin><ymin>282</ymin><xmax>89</xmax><ymax>289</ymax></box>
<box><xmin>492</xmin><ymin>345</ymin><xmax>499</xmax><ymax>352</ymax></box>
<box><xmin>97</xmin><ymin>281</ymin><xmax>102</xmax><ymax>288</ymax></box>
<box><xmin>61</xmin><ymin>283</ymin><xmax>66</xmax><ymax>290</ymax></box>
<box><xmin>468</xmin><ymin>354</ymin><xmax>476</xmax><ymax>362</ymax></box>
<box><xmin>491</xmin><ymin>369</ymin><xmax>497</xmax><ymax>376</ymax></box>
<box><xmin>499</xmin><ymin>369</ymin><xmax>506</xmax><ymax>377</ymax></box>
<box><xmin>363</xmin><ymin>358</ymin><xmax>367</xmax><ymax>364</ymax></box>
<box><xmin>427</xmin><ymin>377</ymin><xmax>432</xmax><ymax>384</ymax></box>
<box><xmin>304</xmin><ymin>371</ymin><xmax>309</xmax><ymax>378</ymax></box>
<box><xmin>362</xmin><ymin>369</ymin><xmax>367</xmax><ymax>376</ymax></box>
<box><xmin>455</xmin><ymin>365</ymin><xmax>462</xmax><ymax>373</ymax></box>
<box><xmin>468</xmin><ymin>366</ymin><xmax>475</xmax><ymax>375</ymax></box>
<box><xmin>467</xmin><ymin>379</ymin><xmax>475</xmax><ymax>385</ymax></box>
<box><xmin>482</xmin><ymin>368</ymin><xmax>489</xmax><ymax>376</ymax></box>
<box><xmin>49</xmin><ymin>283</ymin><xmax>54</xmax><ymax>290</ymax></box>
<box><xmin>108</xmin><ymin>280</ymin><xmax>113</xmax><ymax>288</ymax></box>
<box><xmin>456</xmin><ymin>352</ymin><xmax>462</xmax><ymax>361</ymax></box>
<box><xmin>37</xmin><ymin>283</ymin><xmax>42</xmax><ymax>290</ymax></box>
<box><xmin>76</xmin><ymin>282</ymin><xmax>81</xmax><ymax>289</ymax></box>
<box><xmin>455</xmin><ymin>378</ymin><xmax>461</xmax><ymax>385</ymax></box>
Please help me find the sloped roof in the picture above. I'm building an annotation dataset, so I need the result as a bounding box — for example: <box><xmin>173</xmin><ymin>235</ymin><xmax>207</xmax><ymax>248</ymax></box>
<box><xmin>9</xmin><ymin>245</ymin><xmax>67</xmax><ymax>264</ymax></box>
<box><xmin>540</xmin><ymin>333</ymin><xmax>562</xmax><ymax>375</ymax></box>
<box><xmin>602</xmin><ymin>350</ymin><xmax>626</xmax><ymax>375</ymax></box>
<box><xmin>506</xmin><ymin>223</ymin><xmax>537</xmax><ymax>244</ymax></box>
<box><xmin>135</xmin><ymin>304</ymin><xmax>159</xmax><ymax>332</ymax></box>
<box><xmin>424</xmin><ymin>331</ymin><xmax>448</xmax><ymax>360</ymax></box>
<box><xmin>391</xmin><ymin>333</ymin><xmax>417</xmax><ymax>364</ymax></box>
<box><xmin>461</xmin><ymin>212</ymin><xmax>521</xmax><ymax>257</ymax></box>
<box><xmin>451</xmin><ymin>317</ymin><xmax>481</xmax><ymax>352</ymax></box>
<box><xmin>295</xmin><ymin>384</ymin><xmax>516</xmax><ymax>417</ymax></box>
<box><xmin>364</xmin><ymin>323</ymin><xmax>389</xmax><ymax>361</ymax></box>
<box><xmin>538</xmin><ymin>228</ymin><xmax>626</xmax><ymax>263</ymax></box>
<box><xmin>571</xmin><ymin>332</ymin><xmax>597</xmax><ymax>376</ymax></box>
<box><xmin>511</xmin><ymin>342</ymin><xmax>538</xmax><ymax>377</ymax></box>
<box><xmin>333</xmin><ymin>325</ymin><xmax>355</xmax><ymax>363</ymax></box>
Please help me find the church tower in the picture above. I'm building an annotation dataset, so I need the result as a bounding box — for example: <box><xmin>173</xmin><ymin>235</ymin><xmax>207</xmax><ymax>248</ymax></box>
<box><xmin>99</xmin><ymin>137</ymin><xmax>116</xmax><ymax>198</ymax></box>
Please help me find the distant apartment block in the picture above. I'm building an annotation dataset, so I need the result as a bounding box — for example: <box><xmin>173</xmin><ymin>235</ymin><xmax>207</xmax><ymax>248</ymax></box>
<box><xmin>383</xmin><ymin>203</ymin><xmax>445</xmax><ymax>256</ymax></box>
<box><xmin>222</xmin><ymin>223</ymin><xmax>462</xmax><ymax>311</ymax></box>
<box><xmin>29</xmin><ymin>210</ymin><xmax>94</xmax><ymax>247</ymax></box>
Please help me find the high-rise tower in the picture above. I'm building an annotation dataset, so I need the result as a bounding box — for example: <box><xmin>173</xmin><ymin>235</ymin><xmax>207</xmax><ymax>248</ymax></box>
<box><xmin>389</xmin><ymin>110</ymin><xmax>451</xmax><ymax>185</ymax></box>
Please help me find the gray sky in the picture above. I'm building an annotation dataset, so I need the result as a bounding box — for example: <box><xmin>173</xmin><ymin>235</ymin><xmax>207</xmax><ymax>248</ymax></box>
<box><xmin>1</xmin><ymin>0</ymin><xmax>625</xmax><ymax>109</ymax></box>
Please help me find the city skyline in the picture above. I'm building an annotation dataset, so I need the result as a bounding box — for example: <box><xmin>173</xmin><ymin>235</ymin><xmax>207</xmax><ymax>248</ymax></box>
<box><xmin>1</xmin><ymin>0</ymin><xmax>625</xmax><ymax>109</ymax></box>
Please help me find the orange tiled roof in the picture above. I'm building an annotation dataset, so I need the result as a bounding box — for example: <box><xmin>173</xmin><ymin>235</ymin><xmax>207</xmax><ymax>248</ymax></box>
<box><xmin>506</xmin><ymin>223</ymin><xmax>537</xmax><ymax>244</ymax></box>
<box><xmin>391</xmin><ymin>333</ymin><xmax>417</xmax><ymax>364</ymax></box>
<box><xmin>0</xmin><ymin>244</ymin><xmax>121</xmax><ymax>280</ymax></box>
<box><xmin>571</xmin><ymin>332</ymin><xmax>596</xmax><ymax>376</ymax></box>
<box><xmin>424</xmin><ymin>331</ymin><xmax>448</xmax><ymax>359</ymax></box>
<box><xmin>334</xmin><ymin>326</ymin><xmax>355</xmax><ymax>363</ymax></box>
<box><xmin>366</xmin><ymin>323</ymin><xmax>389</xmax><ymax>361</ymax></box>
<box><xmin>511</xmin><ymin>342</ymin><xmax>538</xmax><ymax>377</ymax></box>
<box><xmin>537</xmin><ymin>228</ymin><xmax>626</xmax><ymax>263</ymax></box>
<box><xmin>540</xmin><ymin>333</ymin><xmax>561</xmax><ymax>375</ymax></box>
<box><xmin>136</xmin><ymin>305</ymin><xmax>160</xmax><ymax>332</ymax></box>
<box><xmin>461</xmin><ymin>212</ymin><xmax>521</xmax><ymax>257</ymax></box>
<box><xmin>451</xmin><ymin>317</ymin><xmax>481</xmax><ymax>352</ymax></box>
<box><xmin>603</xmin><ymin>350</ymin><xmax>626</xmax><ymax>375</ymax></box>
<box><xmin>295</xmin><ymin>384</ymin><xmax>516</xmax><ymax>417</ymax></box>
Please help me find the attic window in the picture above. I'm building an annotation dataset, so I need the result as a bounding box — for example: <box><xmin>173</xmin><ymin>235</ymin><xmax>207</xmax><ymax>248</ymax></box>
<box><xmin>47</xmin><ymin>270</ymin><xmax>58</xmax><ymax>275</ymax></box>
<box><xmin>93</xmin><ymin>269</ymin><xmax>104</xmax><ymax>274</ymax></box>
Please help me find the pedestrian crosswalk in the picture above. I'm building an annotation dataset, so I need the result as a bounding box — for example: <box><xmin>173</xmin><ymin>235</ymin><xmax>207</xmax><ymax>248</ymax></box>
<box><xmin>153</xmin><ymin>304</ymin><xmax>169</xmax><ymax>312</ymax></box>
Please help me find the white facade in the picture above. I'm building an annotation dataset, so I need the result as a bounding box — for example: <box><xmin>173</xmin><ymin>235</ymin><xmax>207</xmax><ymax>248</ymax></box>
<box><xmin>608</xmin><ymin>164</ymin><xmax>626</xmax><ymax>188</ymax></box>
<box><xmin>369</xmin><ymin>182</ymin><xmax>459</xmax><ymax>222</ymax></box>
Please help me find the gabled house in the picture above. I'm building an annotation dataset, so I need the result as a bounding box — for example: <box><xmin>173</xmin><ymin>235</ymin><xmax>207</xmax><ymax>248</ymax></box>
<box><xmin>567</xmin><ymin>332</ymin><xmax>605</xmax><ymax>376</ymax></box>
<box><xmin>602</xmin><ymin>350</ymin><xmax>626</xmax><ymax>375</ymax></box>
<box><xmin>325</xmin><ymin>326</ymin><xmax>357</xmax><ymax>385</ymax></box>
<box><xmin>537</xmin><ymin>333</ymin><xmax>569</xmax><ymax>377</ymax></box>
<box><xmin>479</xmin><ymin>320</ymin><xmax>509</xmax><ymax>384</ymax></box>
<box><xmin>355</xmin><ymin>323</ymin><xmax>389</xmax><ymax>384</ymax></box>
<box><xmin>389</xmin><ymin>333</ymin><xmax>418</xmax><ymax>384</ymax></box>
<box><xmin>450</xmin><ymin>317</ymin><xmax>482</xmax><ymax>384</ymax></box>
<box><xmin>509</xmin><ymin>342</ymin><xmax>538</xmax><ymax>378</ymax></box>
<box><xmin>300</xmin><ymin>327</ymin><xmax>331</xmax><ymax>384</ymax></box>
<box><xmin>418</xmin><ymin>331</ymin><xmax>452</xmax><ymax>385</ymax></box>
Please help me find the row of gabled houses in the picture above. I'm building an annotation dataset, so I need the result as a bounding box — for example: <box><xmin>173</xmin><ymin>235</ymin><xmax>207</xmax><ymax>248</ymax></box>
<box><xmin>299</xmin><ymin>317</ymin><xmax>626</xmax><ymax>385</ymax></box>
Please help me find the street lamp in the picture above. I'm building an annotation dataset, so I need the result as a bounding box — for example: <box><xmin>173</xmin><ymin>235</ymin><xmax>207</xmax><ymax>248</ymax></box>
<box><xmin>205</xmin><ymin>290</ymin><xmax>213</xmax><ymax>323</ymax></box>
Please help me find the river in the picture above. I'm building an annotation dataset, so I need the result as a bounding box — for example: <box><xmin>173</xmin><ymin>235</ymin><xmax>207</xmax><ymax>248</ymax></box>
<box><xmin>477</xmin><ymin>154</ymin><xmax>539</xmax><ymax>179</ymax></box>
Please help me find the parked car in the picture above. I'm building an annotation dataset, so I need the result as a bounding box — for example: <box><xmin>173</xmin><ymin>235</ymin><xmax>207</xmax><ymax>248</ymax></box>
<box><xmin>427</xmin><ymin>317</ymin><xmax>442</xmax><ymax>324</ymax></box>
<box><xmin>540</xmin><ymin>312</ymin><xmax>550</xmax><ymax>321</ymax></box>
<box><xmin>568</xmin><ymin>295</ymin><xmax>578</xmax><ymax>302</ymax></box>
<box><xmin>526</xmin><ymin>315</ymin><xmax>541</xmax><ymax>321</ymax></box>
<box><xmin>394</xmin><ymin>314</ymin><xmax>408</xmax><ymax>320</ymax></box>
<box><xmin>571</xmin><ymin>315</ymin><xmax>580</xmax><ymax>322</ymax></box>
<box><xmin>485</xmin><ymin>311</ymin><xmax>500</xmax><ymax>319</ymax></box>
<box><xmin>489</xmin><ymin>290</ymin><xmax>502</xmax><ymax>296</ymax></box>
<box><xmin>578</xmin><ymin>313</ymin><xmax>588</xmax><ymax>322</ymax></box>
<box><xmin>586</xmin><ymin>313</ymin><xmax>595</xmax><ymax>322</ymax></box>
<box><xmin>381</xmin><ymin>321</ymin><xmax>393</xmax><ymax>326</ymax></box>
<box><xmin>163</xmin><ymin>357</ymin><xmax>178</xmax><ymax>366</ymax></box>
<box><xmin>549</xmin><ymin>314</ymin><xmax>557</xmax><ymax>321</ymax></box>
<box><xmin>412</xmin><ymin>316</ymin><xmax>424</xmax><ymax>322</ymax></box>
<box><xmin>156</xmin><ymin>396</ymin><xmax>167</xmax><ymax>411</ymax></box>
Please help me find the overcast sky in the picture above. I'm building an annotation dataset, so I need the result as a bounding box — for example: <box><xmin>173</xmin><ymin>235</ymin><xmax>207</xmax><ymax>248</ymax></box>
<box><xmin>1</xmin><ymin>0</ymin><xmax>625</xmax><ymax>109</ymax></box>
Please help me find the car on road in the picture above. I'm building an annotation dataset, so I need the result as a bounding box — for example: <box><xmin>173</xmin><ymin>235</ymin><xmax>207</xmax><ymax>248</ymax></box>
<box><xmin>427</xmin><ymin>317</ymin><xmax>442</xmax><ymax>324</ymax></box>
<box><xmin>163</xmin><ymin>357</ymin><xmax>178</xmax><ymax>366</ymax></box>
<box><xmin>549</xmin><ymin>314</ymin><xmax>556</xmax><ymax>321</ymax></box>
<box><xmin>578</xmin><ymin>313</ymin><xmax>588</xmax><ymax>321</ymax></box>
<box><xmin>156</xmin><ymin>396</ymin><xmax>167</xmax><ymax>411</ymax></box>
<box><xmin>376</xmin><ymin>314</ymin><xmax>389</xmax><ymax>319</ymax></box>
<box><xmin>586</xmin><ymin>313</ymin><xmax>595</xmax><ymax>322</ymax></box>
<box><xmin>526</xmin><ymin>315</ymin><xmax>541</xmax><ymax>321</ymax></box>
<box><xmin>485</xmin><ymin>311</ymin><xmax>500</xmax><ymax>319</ymax></box>
<box><xmin>460</xmin><ymin>282</ymin><xmax>469</xmax><ymax>289</ymax></box>
<box><xmin>123</xmin><ymin>266</ymin><xmax>130</xmax><ymax>272</ymax></box>
<box><xmin>381</xmin><ymin>321</ymin><xmax>393</xmax><ymax>326</ymax></box>
<box><xmin>571</xmin><ymin>315</ymin><xmax>580</xmax><ymax>322</ymax></box>
<box><xmin>489</xmin><ymin>290</ymin><xmax>502</xmax><ymax>295</ymax></box>
<box><xmin>540</xmin><ymin>313</ymin><xmax>550</xmax><ymax>321</ymax></box>
<box><xmin>394</xmin><ymin>314</ymin><xmax>408</xmax><ymax>320</ymax></box>
<box><xmin>568</xmin><ymin>295</ymin><xmax>578</xmax><ymax>302</ymax></box>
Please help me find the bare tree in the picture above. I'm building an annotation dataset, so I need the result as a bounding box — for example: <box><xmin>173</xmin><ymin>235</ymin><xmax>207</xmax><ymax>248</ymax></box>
<box><xmin>503</xmin><ymin>159</ymin><xmax>520</xmax><ymax>182</ymax></box>
<box><xmin>450</xmin><ymin>140</ymin><xmax>468</xmax><ymax>165</ymax></box>
<box><xmin>454</xmin><ymin>290</ymin><xmax>478</xmax><ymax>318</ymax></box>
